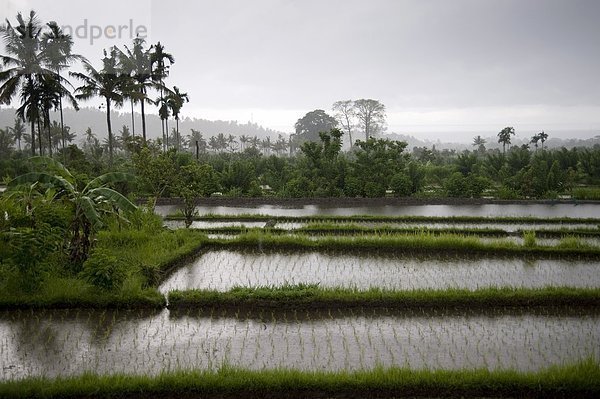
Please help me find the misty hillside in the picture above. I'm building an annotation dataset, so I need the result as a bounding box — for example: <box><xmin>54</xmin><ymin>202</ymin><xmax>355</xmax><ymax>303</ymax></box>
<box><xmin>0</xmin><ymin>107</ymin><xmax>287</xmax><ymax>144</ymax></box>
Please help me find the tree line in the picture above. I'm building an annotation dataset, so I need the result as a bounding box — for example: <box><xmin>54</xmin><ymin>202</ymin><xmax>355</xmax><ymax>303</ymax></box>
<box><xmin>0</xmin><ymin>11</ymin><xmax>188</xmax><ymax>166</ymax></box>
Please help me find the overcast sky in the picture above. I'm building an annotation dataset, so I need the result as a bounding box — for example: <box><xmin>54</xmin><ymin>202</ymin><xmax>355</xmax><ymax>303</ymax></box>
<box><xmin>2</xmin><ymin>0</ymin><xmax>600</xmax><ymax>141</ymax></box>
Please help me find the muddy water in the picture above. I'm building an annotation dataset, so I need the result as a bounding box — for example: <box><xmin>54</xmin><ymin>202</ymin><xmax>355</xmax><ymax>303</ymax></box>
<box><xmin>1</xmin><ymin>308</ymin><xmax>598</xmax><ymax>380</ymax></box>
<box><xmin>155</xmin><ymin>204</ymin><xmax>600</xmax><ymax>218</ymax></box>
<box><xmin>159</xmin><ymin>250</ymin><xmax>600</xmax><ymax>293</ymax></box>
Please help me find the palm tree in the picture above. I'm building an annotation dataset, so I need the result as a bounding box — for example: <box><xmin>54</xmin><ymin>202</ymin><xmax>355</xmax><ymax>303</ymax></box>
<box><xmin>227</xmin><ymin>134</ymin><xmax>237</xmax><ymax>153</ymax></box>
<box><xmin>530</xmin><ymin>133</ymin><xmax>540</xmax><ymax>151</ymax></box>
<box><xmin>157</xmin><ymin>96</ymin><xmax>170</xmax><ymax>150</ymax></box>
<box><xmin>539</xmin><ymin>130</ymin><xmax>548</xmax><ymax>150</ymax></box>
<box><xmin>117</xmin><ymin>38</ymin><xmax>154</xmax><ymax>142</ymax></box>
<box><xmin>9</xmin><ymin>156</ymin><xmax>136</xmax><ymax>265</ymax></box>
<box><xmin>472</xmin><ymin>135</ymin><xmax>486</xmax><ymax>153</ymax></box>
<box><xmin>251</xmin><ymin>135</ymin><xmax>260</xmax><ymax>149</ymax></box>
<box><xmin>497</xmin><ymin>126</ymin><xmax>515</xmax><ymax>155</ymax></box>
<box><xmin>41</xmin><ymin>21</ymin><xmax>83</xmax><ymax>155</ymax></box>
<box><xmin>0</xmin><ymin>11</ymin><xmax>49</xmax><ymax>156</ymax></box>
<box><xmin>239</xmin><ymin>135</ymin><xmax>249</xmax><ymax>151</ymax></box>
<box><xmin>11</xmin><ymin>116</ymin><xmax>26</xmax><ymax>151</ymax></box>
<box><xmin>70</xmin><ymin>47</ymin><xmax>125</xmax><ymax>166</ymax></box>
<box><xmin>150</xmin><ymin>42</ymin><xmax>174</xmax><ymax>146</ymax></box>
<box><xmin>166</xmin><ymin>86</ymin><xmax>188</xmax><ymax>151</ymax></box>
<box><xmin>261</xmin><ymin>137</ymin><xmax>272</xmax><ymax>155</ymax></box>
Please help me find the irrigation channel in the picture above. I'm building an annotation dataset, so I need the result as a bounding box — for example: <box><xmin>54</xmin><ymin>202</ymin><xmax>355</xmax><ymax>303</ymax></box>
<box><xmin>3</xmin><ymin>204</ymin><xmax>600</xmax><ymax>397</ymax></box>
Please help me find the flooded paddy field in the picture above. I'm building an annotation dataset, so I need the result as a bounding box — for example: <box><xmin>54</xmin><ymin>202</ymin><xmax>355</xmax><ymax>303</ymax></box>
<box><xmin>164</xmin><ymin>219</ymin><xmax>600</xmax><ymax>232</ymax></box>
<box><xmin>155</xmin><ymin>203</ymin><xmax>600</xmax><ymax>218</ymax></box>
<box><xmin>1</xmin><ymin>307</ymin><xmax>598</xmax><ymax>381</ymax></box>
<box><xmin>159</xmin><ymin>250</ymin><xmax>600</xmax><ymax>293</ymax></box>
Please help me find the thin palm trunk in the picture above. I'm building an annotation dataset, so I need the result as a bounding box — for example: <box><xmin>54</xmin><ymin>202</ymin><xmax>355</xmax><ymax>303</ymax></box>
<box><xmin>165</xmin><ymin>118</ymin><xmax>169</xmax><ymax>149</ymax></box>
<box><xmin>106</xmin><ymin>98</ymin><xmax>113</xmax><ymax>166</ymax></box>
<box><xmin>130</xmin><ymin>99</ymin><xmax>135</xmax><ymax>137</ymax></box>
<box><xmin>59</xmin><ymin>95</ymin><xmax>65</xmax><ymax>160</ymax></box>
<box><xmin>141</xmin><ymin>88</ymin><xmax>147</xmax><ymax>142</ymax></box>
<box><xmin>30</xmin><ymin>119</ymin><xmax>36</xmax><ymax>155</ymax></box>
<box><xmin>176</xmin><ymin>118</ymin><xmax>179</xmax><ymax>151</ymax></box>
<box><xmin>37</xmin><ymin>117</ymin><xmax>43</xmax><ymax>155</ymax></box>
<box><xmin>45</xmin><ymin>110</ymin><xmax>52</xmax><ymax>157</ymax></box>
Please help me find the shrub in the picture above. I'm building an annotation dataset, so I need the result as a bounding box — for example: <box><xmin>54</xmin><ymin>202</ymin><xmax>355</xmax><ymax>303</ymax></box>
<box><xmin>81</xmin><ymin>249</ymin><xmax>126</xmax><ymax>291</ymax></box>
<box><xmin>390</xmin><ymin>173</ymin><xmax>412</xmax><ymax>197</ymax></box>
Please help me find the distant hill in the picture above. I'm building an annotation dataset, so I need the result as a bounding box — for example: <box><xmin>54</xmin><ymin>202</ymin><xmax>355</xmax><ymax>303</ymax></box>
<box><xmin>0</xmin><ymin>107</ymin><xmax>287</xmax><ymax>144</ymax></box>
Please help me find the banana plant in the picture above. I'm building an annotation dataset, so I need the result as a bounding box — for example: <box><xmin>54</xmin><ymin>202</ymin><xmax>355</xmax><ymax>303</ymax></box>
<box><xmin>8</xmin><ymin>156</ymin><xmax>137</xmax><ymax>266</ymax></box>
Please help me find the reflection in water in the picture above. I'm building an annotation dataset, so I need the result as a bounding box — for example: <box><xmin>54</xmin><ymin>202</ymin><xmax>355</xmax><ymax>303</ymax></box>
<box><xmin>1</xmin><ymin>308</ymin><xmax>598</xmax><ymax>380</ymax></box>
<box><xmin>156</xmin><ymin>204</ymin><xmax>600</xmax><ymax>218</ymax></box>
<box><xmin>159</xmin><ymin>250</ymin><xmax>600</xmax><ymax>293</ymax></box>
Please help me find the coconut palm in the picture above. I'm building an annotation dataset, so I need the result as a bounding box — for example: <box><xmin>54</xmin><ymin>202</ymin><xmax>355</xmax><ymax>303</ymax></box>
<box><xmin>497</xmin><ymin>126</ymin><xmax>515</xmax><ymax>155</ymax></box>
<box><xmin>150</xmin><ymin>42</ymin><xmax>174</xmax><ymax>145</ymax></box>
<box><xmin>472</xmin><ymin>135</ymin><xmax>486</xmax><ymax>153</ymax></box>
<box><xmin>10</xmin><ymin>117</ymin><xmax>26</xmax><ymax>151</ymax></box>
<box><xmin>530</xmin><ymin>133</ymin><xmax>540</xmax><ymax>151</ymax></box>
<box><xmin>239</xmin><ymin>135</ymin><xmax>249</xmax><ymax>151</ymax></box>
<box><xmin>8</xmin><ymin>156</ymin><xmax>137</xmax><ymax>265</ymax></box>
<box><xmin>0</xmin><ymin>11</ymin><xmax>49</xmax><ymax>156</ymax></box>
<box><xmin>41</xmin><ymin>21</ymin><xmax>83</xmax><ymax>154</ymax></box>
<box><xmin>166</xmin><ymin>86</ymin><xmax>188</xmax><ymax>151</ymax></box>
<box><xmin>117</xmin><ymin>38</ymin><xmax>154</xmax><ymax>142</ymax></box>
<box><xmin>70</xmin><ymin>47</ymin><xmax>126</xmax><ymax>166</ymax></box>
<box><xmin>538</xmin><ymin>130</ymin><xmax>548</xmax><ymax>150</ymax></box>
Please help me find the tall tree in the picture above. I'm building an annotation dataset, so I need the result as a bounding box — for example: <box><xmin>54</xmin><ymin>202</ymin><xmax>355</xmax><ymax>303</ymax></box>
<box><xmin>472</xmin><ymin>135</ymin><xmax>486</xmax><ymax>153</ymax></box>
<box><xmin>0</xmin><ymin>11</ymin><xmax>48</xmax><ymax>156</ymax></box>
<box><xmin>539</xmin><ymin>130</ymin><xmax>548</xmax><ymax>150</ymax></box>
<box><xmin>332</xmin><ymin>100</ymin><xmax>355</xmax><ymax>147</ymax></box>
<box><xmin>294</xmin><ymin>109</ymin><xmax>338</xmax><ymax>144</ymax></box>
<box><xmin>497</xmin><ymin>126</ymin><xmax>515</xmax><ymax>155</ymax></box>
<box><xmin>150</xmin><ymin>41</ymin><xmax>174</xmax><ymax>147</ymax></box>
<box><xmin>118</xmin><ymin>38</ymin><xmax>154</xmax><ymax>142</ymax></box>
<box><xmin>166</xmin><ymin>86</ymin><xmax>188</xmax><ymax>151</ymax></box>
<box><xmin>353</xmin><ymin>99</ymin><xmax>386</xmax><ymax>140</ymax></box>
<box><xmin>70</xmin><ymin>47</ymin><xmax>125</xmax><ymax>166</ymax></box>
<box><xmin>10</xmin><ymin>116</ymin><xmax>26</xmax><ymax>151</ymax></box>
<box><xmin>530</xmin><ymin>133</ymin><xmax>540</xmax><ymax>151</ymax></box>
<box><xmin>41</xmin><ymin>21</ymin><xmax>83</xmax><ymax>155</ymax></box>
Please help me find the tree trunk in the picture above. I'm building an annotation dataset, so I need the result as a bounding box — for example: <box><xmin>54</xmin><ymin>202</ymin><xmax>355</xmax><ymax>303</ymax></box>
<box><xmin>106</xmin><ymin>99</ymin><xmax>113</xmax><ymax>166</ymax></box>
<box><xmin>45</xmin><ymin>111</ymin><xmax>52</xmax><ymax>157</ymax></box>
<box><xmin>59</xmin><ymin>95</ymin><xmax>66</xmax><ymax>161</ymax></box>
<box><xmin>141</xmin><ymin>88</ymin><xmax>147</xmax><ymax>142</ymax></box>
<box><xmin>165</xmin><ymin>118</ymin><xmax>169</xmax><ymax>149</ymax></box>
<box><xmin>37</xmin><ymin>118</ymin><xmax>43</xmax><ymax>156</ymax></box>
<box><xmin>130</xmin><ymin>99</ymin><xmax>135</xmax><ymax>137</ymax></box>
<box><xmin>30</xmin><ymin>119</ymin><xmax>36</xmax><ymax>156</ymax></box>
<box><xmin>176</xmin><ymin>118</ymin><xmax>180</xmax><ymax>151</ymax></box>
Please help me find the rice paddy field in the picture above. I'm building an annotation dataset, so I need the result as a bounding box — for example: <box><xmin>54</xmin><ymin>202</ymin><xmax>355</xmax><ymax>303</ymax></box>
<box><xmin>2</xmin><ymin>204</ymin><xmax>600</xmax><ymax>398</ymax></box>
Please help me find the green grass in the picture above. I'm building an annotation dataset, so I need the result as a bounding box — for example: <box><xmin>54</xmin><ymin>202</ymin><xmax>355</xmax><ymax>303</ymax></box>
<box><xmin>206</xmin><ymin>231</ymin><xmax>600</xmax><ymax>258</ymax></box>
<box><xmin>0</xmin><ymin>228</ymin><xmax>208</xmax><ymax>310</ymax></box>
<box><xmin>167</xmin><ymin>212</ymin><xmax>600</xmax><ymax>225</ymax></box>
<box><xmin>168</xmin><ymin>285</ymin><xmax>600</xmax><ymax>309</ymax></box>
<box><xmin>189</xmin><ymin>223</ymin><xmax>600</xmax><ymax>239</ymax></box>
<box><xmin>573</xmin><ymin>187</ymin><xmax>600</xmax><ymax>200</ymax></box>
<box><xmin>0</xmin><ymin>276</ymin><xmax>165</xmax><ymax>309</ymax></box>
<box><xmin>1</xmin><ymin>360</ymin><xmax>598</xmax><ymax>398</ymax></box>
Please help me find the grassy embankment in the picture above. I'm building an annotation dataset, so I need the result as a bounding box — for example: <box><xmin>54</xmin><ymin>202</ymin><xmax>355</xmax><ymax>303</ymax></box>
<box><xmin>0</xmin><ymin>228</ymin><xmax>207</xmax><ymax>309</ymax></box>
<box><xmin>205</xmin><ymin>230</ymin><xmax>600</xmax><ymax>258</ymax></box>
<box><xmin>189</xmin><ymin>223</ymin><xmax>600</xmax><ymax>238</ymax></box>
<box><xmin>1</xmin><ymin>360</ymin><xmax>598</xmax><ymax>398</ymax></box>
<box><xmin>168</xmin><ymin>285</ymin><xmax>600</xmax><ymax>310</ymax></box>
